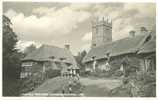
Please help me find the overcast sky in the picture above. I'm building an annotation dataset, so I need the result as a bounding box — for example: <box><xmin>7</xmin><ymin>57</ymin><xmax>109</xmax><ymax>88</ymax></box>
<box><xmin>3</xmin><ymin>2</ymin><xmax>156</xmax><ymax>55</ymax></box>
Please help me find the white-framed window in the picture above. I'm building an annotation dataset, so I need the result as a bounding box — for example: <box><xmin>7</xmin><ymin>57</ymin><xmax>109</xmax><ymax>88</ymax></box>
<box><xmin>22</xmin><ymin>62</ymin><xmax>33</xmax><ymax>67</ymax></box>
<box><xmin>120</xmin><ymin>64</ymin><xmax>124</xmax><ymax>71</ymax></box>
<box><xmin>20</xmin><ymin>72</ymin><xmax>32</xmax><ymax>78</ymax></box>
<box><xmin>144</xmin><ymin>59</ymin><xmax>151</xmax><ymax>71</ymax></box>
<box><xmin>21</xmin><ymin>62</ymin><xmax>33</xmax><ymax>79</ymax></box>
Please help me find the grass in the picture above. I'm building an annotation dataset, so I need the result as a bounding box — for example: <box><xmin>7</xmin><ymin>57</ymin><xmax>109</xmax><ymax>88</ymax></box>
<box><xmin>80</xmin><ymin>77</ymin><xmax>122</xmax><ymax>97</ymax></box>
<box><xmin>27</xmin><ymin>76</ymin><xmax>123</xmax><ymax>97</ymax></box>
<box><xmin>31</xmin><ymin>77</ymin><xmax>73</xmax><ymax>94</ymax></box>
<box><xmin>109</xmin><ymin>85</ymin><xmax>131</xmax><ymax>97</ymax></box>
<box><xmin>83</xmin><ymin>84</ymin><xmax>110</xmax><ymax>97</ymax></box>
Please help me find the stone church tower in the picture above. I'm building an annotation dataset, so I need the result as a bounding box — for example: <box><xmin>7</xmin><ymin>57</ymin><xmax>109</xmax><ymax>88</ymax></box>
<box><xmin>91</xmin><ymin>17</ymin><xmax>112</xmax><ymax>48</ymax></box>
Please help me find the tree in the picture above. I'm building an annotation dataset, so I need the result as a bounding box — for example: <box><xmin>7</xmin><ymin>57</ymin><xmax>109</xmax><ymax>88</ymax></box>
<box><xmin>24</xmin><ymin>44</ymin><xmax>36</xmax><ymax>56</ymax></box>
<box><xmin>3</xmin><ymin>15</ymin><xmax>22</xmax><ymax>96</ymax></box>
<box><xmin>75</xmin><ymin>50</ymin><xmax>87</xmax><ymax>71</ymax></box>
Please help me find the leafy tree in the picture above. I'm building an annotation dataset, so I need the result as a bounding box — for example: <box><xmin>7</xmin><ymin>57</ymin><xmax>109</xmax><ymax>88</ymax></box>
<box><xmin>3</xmin><ymin>15</ymin><xmax>22</xmax><ymax>96</ymax></box>
<box><xmin>75</xmin><ymin>50</ymin><xmax>87</xmax><ymax>70</ymax></box>
<box><xmin>24</xmin><ymin>44</ymin><xmax>36</xmax><ymax>56</ymax></box>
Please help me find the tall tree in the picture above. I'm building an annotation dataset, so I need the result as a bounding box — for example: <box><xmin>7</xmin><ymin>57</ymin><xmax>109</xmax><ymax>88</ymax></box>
<box><xmin>75</xmin><ymin>50</ymin><xmax>87</xmax><ymax>70</ymax></box>
<box><xmin>3</xmin><ymin>15</ymin><xmax>22</xmax><ymax>96</ymax></box>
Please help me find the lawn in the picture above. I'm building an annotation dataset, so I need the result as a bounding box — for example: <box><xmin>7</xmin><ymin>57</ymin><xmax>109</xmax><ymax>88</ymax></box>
<box><xmin>30</xmin><ymin>77</ymin><xmax>73</xmax><ymax>94</ymax></box>
<box><xmin>80</xmin><ymin>77</ymin><xmax>122</xmax><ymax>97</ymax></box>
<box><xmin>25</xmin><ymin>76</ymin><xmax>122</xmax><ymax>97</ymax></box>
<box><xmin>83</xmin><ymin>84</ymin><xmax>110</xmax><ymax>97</ymax></box>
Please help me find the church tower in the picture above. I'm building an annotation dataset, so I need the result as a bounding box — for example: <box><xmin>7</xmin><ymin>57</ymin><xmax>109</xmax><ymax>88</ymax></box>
<box><xmin>91</xmin><ymin>17</ymin><xmax>112</xmax><ymax>48</ymax></box>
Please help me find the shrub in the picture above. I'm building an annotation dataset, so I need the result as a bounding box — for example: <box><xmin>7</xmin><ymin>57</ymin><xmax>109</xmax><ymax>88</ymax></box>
<box><xmin>46</xmin><ymin>69</ymin><xmax>61</xmax><ymax>78</ymax></box>
<box><xmin>20</xmin><ymin>72</ymin><xmax>46</xmax><ymax>93</ymax></box>
<box><xmin>143</xmin><ymin>82</ymin><xmax>156</xmax><ymax>97</ymax></box>
<box><xmin>113</xmin><ymin>70</ymin><xmax>123</xmax><ymax>77</ymax></box>
<box><xmin>122</xmin><ymin>77</ymin><xmax>129</xmax><ymax>84</ymax></box>
<box><xmin>62</xmin><ymin>80</ymin><xmax>84</xmax><ymax>94</ymax></box>
<box><xmin>81</xmin><ymin>70</ymin><xmax>91</xmax><ymax>77</ymax></box>
<box><xmin>120</xmin><ymin>71</ymin><xmax>156</xmax><ymax>97</ymax></box>
<box><xmin>143</xmin><ymin>72</ymin><xmax>156</xmax><ymax>84</ymax></box>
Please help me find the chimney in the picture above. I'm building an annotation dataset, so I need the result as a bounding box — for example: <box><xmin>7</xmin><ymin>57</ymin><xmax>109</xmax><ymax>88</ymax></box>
<box><xmin>129</xmin><ymin>30</ymin><xmax>136</xmax><ymax>37</ymax></box>
<box><xmin>64</xmin><ymin>44</ymin><xmax>70</xmax><ymax>50</ymax></box>
<box><xmin>140</xmin><ymin>27</ymin><xmax>148</xmax><ymax>34</ymax></box>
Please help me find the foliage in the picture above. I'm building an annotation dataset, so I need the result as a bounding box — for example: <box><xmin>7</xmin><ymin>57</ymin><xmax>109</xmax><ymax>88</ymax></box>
<box><xmin>21</xmin><ymin>69</ymin><xmax>61</xmax><ymax>93</ymax></box>
<box><xmin>136</xmin><ymin>71</ymin><xmax>156</xmax><ymax>97</ymax></box>
<box><xmin>113</xmin><ymin>70</ymin><xmax>123</xmax><ymax>77</ymax></box>
<box><xmin>110</xmin><ymin>85</ymin><xmax>131</xmax><ymax>97</ymax></box>
<box><xmin>110</xmin><ymin>71</ymin><xmax>156</xmax><ymax>97</ymax></box>
<box><xmin>24</xmin><ymin>44</ymin><xmax>37</xmax><ymax>56</ymax></box>
<box><xmin>46</xmin><ymin>69</ymin><xmax>61</xmax><ymax>78</ymax></box>
<box><xmin>75</xmin><ymin>50</ymin><xmax>87</xmax><ymax>74</ymax></box>
<box><xmin>62</xmin><ymin>80</ymin><xmax>84</xmax><ymax>94</ymax></box>
<box><xmin>20</xmin><ymin>72</ymin><xmax>46</xmax><ymax>93</ymax></box>
<box><xmin>3</xmin><ymin>15</ymin><xmax>22</xmax><ymax>96</ymax></box>
<box><xmin>80</xmin><ymin>70</ymin><xmax>91</xmax><ymax>77</ymax></box>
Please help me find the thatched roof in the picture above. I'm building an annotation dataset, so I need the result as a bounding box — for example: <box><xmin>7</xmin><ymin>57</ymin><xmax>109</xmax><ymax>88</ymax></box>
<box><xmin>83</xmin><ymin>34</ymin><xmax>151</xmax><ymax>63</ymax></box>
<box><xmin>51</xmin><ymin>62</ymin><xmax>60</xmax><ymax>70</ymax></box>
<box><xmin>138</xmin><ymin>39</ymin><xmax>156</xmax><ymax>54</ymax></box>
<box><xmin>22</xmin><ymin>44</ymin><xmax>78</xmax><ymax>68</ymax></box>
<box><xmin>61</xmin><ymin>62</ymin><xmax>69</xmax><ymax>74</ymax></box>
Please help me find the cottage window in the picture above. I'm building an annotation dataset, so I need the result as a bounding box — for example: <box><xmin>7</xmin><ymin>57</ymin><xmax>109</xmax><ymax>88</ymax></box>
<box><xmin>25</xmin><ymin>66</ymin><xmax>32</xmax><ymax>72</ymax></box>
<box><xmin>20</xmin><ymin>72</ymin><xmax>32</xmax><ymax>78</ymax></box>
<box><xmin>104</xmin><ymin>62</ymin><xmax>111</xmax><ymax>71</ymax></box>
<box><xmin>120</xmin><ymin>64</ymin><xmax>124</xmax><ymax>71</ymax></box>
<box><xmin>92</xmin><ymin>60</ymin><xmax>97</xmax><ymax>71</ymax></box>
<box><xmin>144</xmin><ymin>58</ymin><xmax>155</xmax><ymax>72</ymax></box>
<box><xmin>73</xmin><ymin>69</ymin><xmax>76</xmax><ymax>75</ymax></box>
<box><xmin>21</xmin><ymin>67</ymin><xmax>25</xmax><ymax>72</ymax></box>
<box><xmin>22</xmin><ymin>62</ymin><xmax>33</xmax><ymax>67</ymax></box>
<box><xmin>21</xmin><ymin>62</ymin><xmax>33</xmax><ymax>78</ymax></box>
<box><xmin>144</xmin><ymin>59</ymin><xmax>152</xmax><ymax>72</ymax></box>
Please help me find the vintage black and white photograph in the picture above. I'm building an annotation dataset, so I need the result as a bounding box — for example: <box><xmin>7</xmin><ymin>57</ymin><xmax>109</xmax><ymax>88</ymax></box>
<box><xmin>2</xmin><ymin>1</ymin><xmax>156</xmax><ymax>97</ymax></box>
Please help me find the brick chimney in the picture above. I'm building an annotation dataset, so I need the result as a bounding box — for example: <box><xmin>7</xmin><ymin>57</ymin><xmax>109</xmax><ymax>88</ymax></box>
<box><xmin>129</xmin><ymin>30</ymin><xmax>136</xmax><ymax>38</ymax></box>
<box><xmin>64</xmin><ymin>44</ymin><xmax>70</xmax><ymax>50</ymax></box>
<box><xmin>140</xmin><ymin>27</ymin><xmax>148</xmax><ymax>34</ymax></box>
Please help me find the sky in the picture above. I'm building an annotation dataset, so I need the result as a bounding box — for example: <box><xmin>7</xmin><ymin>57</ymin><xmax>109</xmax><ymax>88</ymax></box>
<box><xmin>3</xmin><ymin>2</ymin><xmax>156</xmax><ymax>55</ymax></box>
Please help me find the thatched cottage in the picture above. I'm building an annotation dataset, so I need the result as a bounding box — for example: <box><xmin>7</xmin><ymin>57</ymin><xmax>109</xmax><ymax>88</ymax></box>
<box><xmin>83</xmin><ymin>33</ymin><xmax>155</xmax><ymax>74</ymax></box>
<box><xmin>20</xmin><ymin>44</ymin><xmax>79</xmax><ymax>79</ymax></box>
<box><xmin>82</xmin><ymin>17</ymin><xmax>156</xmax><ymax>76</ymax></box>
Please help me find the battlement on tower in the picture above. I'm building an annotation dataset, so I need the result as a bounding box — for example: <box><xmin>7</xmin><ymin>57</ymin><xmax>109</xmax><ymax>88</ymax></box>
<box><xmin>91</xmin><ymin>16</ymin><xmax>112</xmax><ymax>48</ymax></box>
<box><xmin>92</xmin><ymin>17</ymin><xmax>112</xmax><ymax>28</ymax></box>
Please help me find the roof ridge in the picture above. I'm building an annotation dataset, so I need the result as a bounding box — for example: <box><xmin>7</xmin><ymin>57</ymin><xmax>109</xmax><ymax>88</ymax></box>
<box><xmin>93</xmin><ymin>34</ymin><xmax>146</xmax><ymax>49</ymax></box>
<box><xmin>83</xmin><ymin>34</ymin><xmax>149</xmax><ymax>63</ymax></box>
<box><xmin>41</xmin><ymin>44</ymin><xmax>63</xmax><ymax>49</ymax></box>
<box><xmin>135</xmin><ymin>33</ymin><xmax>151</xmax><ymax>51</ymax></box>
